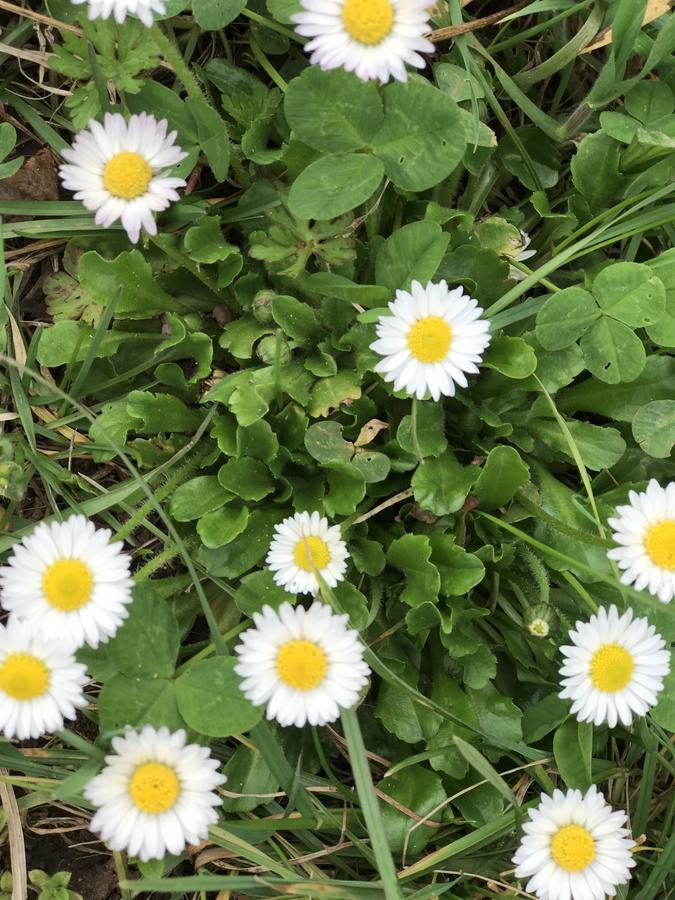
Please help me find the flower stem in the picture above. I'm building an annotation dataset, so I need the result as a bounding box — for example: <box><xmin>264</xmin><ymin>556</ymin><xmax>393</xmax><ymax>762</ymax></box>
<box><xmin>150</xmin><ymin>24</ymin><xmax>205</xmax><ymax>104</ymax></box>
<box><xmin>411</xmin><ymin>396</ymin><xmax>425</xmax><ymax>466</ymax></box>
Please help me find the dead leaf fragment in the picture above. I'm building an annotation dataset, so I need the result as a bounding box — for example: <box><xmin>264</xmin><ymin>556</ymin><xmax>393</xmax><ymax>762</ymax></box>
<box><xmin>582</xmin><ymin>0</ymin><xmax>673</xmax><ymax>52</ymax></box>
<box><xmin>0</xmin><ymin>147</ymin><xmax>59</xmax><ymax>202</ymax></box>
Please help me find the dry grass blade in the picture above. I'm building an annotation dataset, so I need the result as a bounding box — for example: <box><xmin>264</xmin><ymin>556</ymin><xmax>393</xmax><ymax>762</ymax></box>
<box><xmin>582</xmin><ymin>0</ymin><xmax>674</xmax><ymax>51</ymax></box>
<box><xmin>0</xmin><ymin>770</ymin><xmax>27</xmax><ymax>900</ymax></box>
<box><xmin>429</xmin><ymin>1</ymin><xmax>528</xmax><ymax>41</ymax></box>
<box><xmin>0</xmin><ymin>0</ymin><xmax>83</xmax><ymax>35</ymax></box>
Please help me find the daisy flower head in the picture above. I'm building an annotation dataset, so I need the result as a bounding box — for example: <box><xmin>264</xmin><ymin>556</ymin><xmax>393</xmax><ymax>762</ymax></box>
<box><xmin>513</xmin><ymin>785</ymin><xmax>635</xmax><ymax>900</ymax></box>
<box><xmin>59</xmin><ymin>112</ymin><xmax>187</xmax><ymax>244</ymax></box>
<box><xmin>607</xmin><ymin>479</ymin><xmax>675</xmax><ymax>604</ymax></box>
<box><xmin>266</xmin><ymin>511</ymin><xmax>349</xmax><ymax>595</ymax></box>
<box><xmin>0</xmin><ymin>617</ymin><xmax>88</xmax><ymax>740</ymax></box>
<box><xmin>507</xmin><ymin>230</ymin><xmax>536</xmax><ymax>280</ymax></box>
<box><xmin>70</xmin><ymin>0</ymin><xmax>166</xmax><ymax>28</ymax></box>
<box><xmin>559</xmin><ymin>605</ymin><xmax>670</xmax><ymax>729</ymax></box>
<box><xmin>0</xmin><ymin>514</ymin><xmax>134</xmax><ymax>649</ymax></box>
<box><xmin>85</xmin><ymin>725</ymin><xmax>225</xmax><ymax>862</ymax></box>
<box><xmin>234</xmin><ymin>601</ymin><xmax>370</xmax><ymax>727</ymax></box>
<box><xmin>370</xmin><ymin>280</ymin><xmax>491</xmax><ymax>401</ymax></box>
<box><xmin>292</xmin><ymin>0</ymin><xmax>434</xmax><ymax>84</ymax></box>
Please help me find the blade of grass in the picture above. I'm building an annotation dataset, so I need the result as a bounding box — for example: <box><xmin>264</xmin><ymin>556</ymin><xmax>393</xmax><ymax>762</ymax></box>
<box><xmin>341</xmin><ymin>707</ymin><xmax>403</xmax><ymax>900</ymax></box>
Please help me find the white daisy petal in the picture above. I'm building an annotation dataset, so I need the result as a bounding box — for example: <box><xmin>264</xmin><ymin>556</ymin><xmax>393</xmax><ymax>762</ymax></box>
<box><xmin>0</xmin><ymin>514</ymin><xmax>134</xmax><ymax>649</ymax></box>
<box><xmin>369</xmin><ymin>280</ymin><xmax>490</xmax><ymax>400</ymax></box>
<box><xmin>58</xmin><ymin>112</ymin><xmax>187</xmax><ymax>244</ymax></box>
<box><xmin>0</xmin><ymin>618</ymin><xmax>88</xmax><ymax>740</ymax></box>
<box><xmin>293</xmin><ymin>0</ymin><xmax>433</xmax><ymax>84</ymax></box>
<box><xmin>607</xmin><ymin>480</ymin><xmax>675</xmax><ymax>604</ymax></box>
<box><xmin>513</xmin><ymin>785</ymin><xmax>635</xmax><ymax>900</ymax></box>
<box><xmin>234</xmin><ymin>601</ymin><xmax>370</xmax><ymax>728</ymax></box>
<box><xmin>266</xmin><ymin>511</ymin><xmax>349</xmax><ymax>596</ymax></box>
<box><xmin>559</xmin><ymin>604</ymin><xmax>670</xmax><ymax>728</ymax></box>
<box><xmin>85</xmin><ymin>725</ymin><xmax>225</xmax><ymax>862</ymax></box>
<box><xmin>70</xmin><ymin>0</ymin><xmax>166</xmax><ymax>26</ymax></box>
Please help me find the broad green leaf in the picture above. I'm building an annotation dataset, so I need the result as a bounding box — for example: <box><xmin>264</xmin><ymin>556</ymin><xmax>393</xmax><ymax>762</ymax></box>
<box><xmin>79</xmin><ymin>250</ymin><xmax>183</xmax><ymax>319</ymax></box>
<box><xmin>522</xmin><ymin>693</ymin><xmax>569</xmax><ymax>743</ymax></box>
<box><xmin>333</xmin><ymin>581</ymin><xmax>369</xmax><ymax>630</ymax></box>
<box><xmin>560</xmin><ymin>356</ymin><xmax>675</xmax><ymax>421</ymax></box>
<box><xmin>235</xmin><ymin>569</ymin><xmax>290</xmax><ymax>616</ymax></box>
<box><xmin>199</xmin><ymin>508</ymin><xmax>286</xmax><ymax>578</ymax></box>
<box><xmin>580</xmin><ymin>317</ymin><xmax>646</xmax><ymax>383</ymax></box>
<box><xmin>474</xmin><ymin>446</ymin><xmax>530</xmax><ymax>509</ymax></box>
<box><xmin>372</xmin><ymin>82</ymin><xmax>466</xmax><ymax>191</ymax></box>
<box><xmin>468</xmin><ymin>682</ymin><xmax>523</xmax><ymax>747</ymax></box>
<box><xmin>349</xmin><ymin>538</ymin><xmax>386</xmax><ymax>576</ymax></box>
<box><xmin>570</xmin><ymin>131</ymin><xmax>623</xmax><ymax>211</ymax></box>
<box><xmin>221</xmin><ymin>745</ymin><xmax>278</xmax><ymax>813</ymax></box>
<box><xmin>375</xmin><ymin>681</ymin><xmax>425</xmax><ymax>744</ymax></box>
<box><xmin>351</xmin><ymin>449</ymin><xmax>390</xmax><ymax>483</ymax></box>
<box><xmin>197</xmin><ymin>505</ymin><xmax>250</xmax><ymax>548</ymax></box>
<box><xmin>106</xmin><ymin>586</ymin><xmax>180</xmax><ymax>679</ymax></box>
<box><xmin>236</xmin><ymin>419</ymin><xmax>279</xmax><ymax>463</ymax></box>
<box><xmin>553</xmin><ymin>717</ymin><xmax>593</xmax><ymax>791</ymax></box>
<box><xmin>192</xmin><ymin>0</ymin><xmax>247</xmax><ymax>30</ymax></box>
<box><xmin>397</xmin><ymin>402</ymin><xmax>448</xmax><ymax>458</ymax></box>
<box><xmin>386</xmin><ymin>534</ymin><xmax>440</xmax><ymax>608</ymax></box>
<box><xmin>306</xmin><ymin>272</ymin><xmax>390</xmax><ymax>307</ymax></box>
<box><xmin>651</xmin><ymin>668</ymin><xmax>675</xmax><ymax>731</ymax></box>
<box><xmin>632</xmin><ymin>400</ymin><xmax>675</xmax><ymax>458</ymax></box>
<box><xmin>646</xmin><ymin>248</ymin><xmax>675</xmax><ymax>347</ymax></box>
<box><xmin>535</xmin><ymin>287</ymin><xmax>599</xmax><ymax>350</ymax></box>
<box><xmin>284</xmin><ymin>67</ymin><xmax>383</xmax><ymax>153</ymax></box>
<box><xmin>483</xmin><ymin>336</ymin><xmax>537</xmax><ymax>379</ymax></box>
<box><xmin>184</xmin><ymin>217</ymin><xmax>238</xmax><ymax>264</ymax></box>
<box><xmin>624</xmin><ymin>80</ymin><xmax>675</xmax><ymax>123</ymax></box>
<box><xmin>430</xmin><ymin>534</ymin><xmax>485</xmax><ymax>596</ymax></box>
<box><xmin>127</xmin><ymin>391</ymin><xmax>204</xmax><ymax>434</ymax></box>
<box><xmin>309</xmin><ymin>373</ymin><xmax>362</xmax><ymax>418</ymax></box>
<box><xmin>375</xmin><ymin>221</ymin><xmax>450</xmax><ymax>293</ymax></box>
<box><xmin>378</xmin><ymin>766</ymin><xmax>446</xmax><ymax>854</ymax></box>
<box><xmin>98</xmin><ymin>676</ymin><xmax>183</xmax><ymax>733</ymax></box>
<box><xmin>528</xmin><ymin>419</ymin><xmax>626</xmax><ymax>470</ymax></box>
<box><xmin>304</xmin><ymin>421</ymin><xmax>353</xmax><ymax>463</ymax></box>
<box><xmin>170</xmin><ymin>475</ymin><xmax>232</xmax><ymax>521</ymax></box>
<box><xmin>411</xmin><ymin>452</ymin><xmax>477</xmax><ymax>516</ymax></box>
<box><xmin>188</xmin><ymin>98</ymin><xmax>230</xmax><ymax>180</ymax></box>
<box><xmin>288</xmin><ymin>153</ymin><xmax>384</xmax><ymax>220</ymax></box>
<box><xmin>218</xmin><ymin>458</ymin><xmax>275</xmax><ymax>500</ymax></box>
<box><xmin>175</xmin><ymin>658</ymin><xmax>263</xmax><ymax>736</ymax></box>
<box><xmin>324</xmin><ymin>462</ymin><xmax>366</xmax><ymax>516</ymax></box>
<box><xmin>592</xmin><ymin>262</ymin><xmax>666</xmax><ymax>327</ymax></box>
<box><xmin>272</xmin><ymin>295</ymin><xmax>319</xmax><ymax>342</ymax></box>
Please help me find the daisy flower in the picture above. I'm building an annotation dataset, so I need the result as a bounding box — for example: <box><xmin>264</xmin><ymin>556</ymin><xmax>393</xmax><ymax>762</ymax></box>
<box><xmin>513</xmin><ymin>785</ymin><xmax>635</xmax><ymax>900</ymax></box>
<box><xmin>85</xmin><ymin>725</ymin><xmax>225</xmax><ymax>862</ymax></box>
<box><xmin>59</xmin><ymin>112</ymin><xmax>187</xmax><ymax>244</ymax></box>
<box><xmin>507</xmin><ymin>230</ymin><xmax>536</xmax><ymax>280</ymax></box>
<box><xmin>370</xmin><ymin>280</ymin><xmax>491</xmax><ymax>401</ymax></box>
<box><xmin>559</xmin><ymin>605</ymin><xmax>670</xmax><ymax>728</ymax></box>
<box><xmin>292</xmin><ymin>0</ymin><xmax>434</xmax><ymax>84</ymax></box>
<box><xmin>70</xmin><ymin>0</ymin><xmax>166</xmax><ymax>28</ymax></box>
<box><xmin>607</xmin><ymin>479</ymin><xmax>675</xmax><ymax>604</ymax></box>
<box><xmin>234</xmin><ymin>601</ymin><xmax>370</xmax><ymax>727</ymax></box>
<box><xmin>0</xmin><ymin>514</ymin><xmax>134</xmax><ymax>649</ymax></box>
<box><xmin>0</xmin><ymin>617</ymin><xmax>88</xmax><ymax>740</ymax></box>
<box><xmin>266</xmin><ymin>511</ymin><xmax>349</xmax><ymax>595</ymax></box>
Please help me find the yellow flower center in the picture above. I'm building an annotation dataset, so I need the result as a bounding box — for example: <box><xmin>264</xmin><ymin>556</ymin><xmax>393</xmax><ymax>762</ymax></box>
<box><xmin>407</xmin><ymin>316</ymin><xmax>452</xmax><ymax>363</ymax></box>
<box><xmin>341</xmin><ymin>0</ymin><xmax>394</xmax><ymax>45</ymax></box>
<box><xmin>644</xmin><ymin>520</ymin><xmax>675</xmax><ymax>570</ymax></box>
<box><xmin>276</xmin><ymin>640</ymin><xmax>328</xmax><ymax>691</ymax></box>
<box><xmin>294</xmin><ymin>536</ymin><xmax>330</xmax><ymax>572</ymax></box>
<box><xmin>550</xmin><ymin>824</ymin><xmax>596</xmax><ymax>872</ymax></box>
<box><xmin>42</xmin><ymin>559</ymin><xmax>94</xmax><ymax>612</ymax></box>
<box><xmin>129</xmin><ymin>762</ymin><xmax>180</xmax><ymax>814</ymax></box>
<box><xmin>590</xmin><ymin>643</ymin><xmax>634</xmax><ymax>693</ymax></box>
<box><xmin>529</xmin><ymin>619</ymin><xmax>549</xmax><ymax>638</ymax></box>
<box><xmin>103</xmin><ymin>151</ymin><xmax>152</xmax><ymax>200</ymax></box>
<box><xmin>0</xmin><ymin>653</ymin><xmax>50</xmax><ymax>700</ymax></box>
